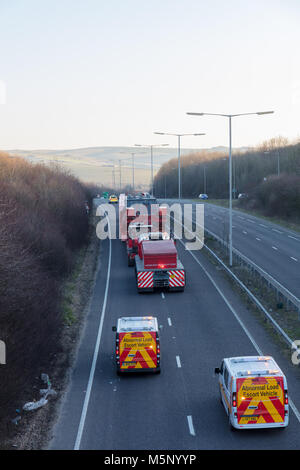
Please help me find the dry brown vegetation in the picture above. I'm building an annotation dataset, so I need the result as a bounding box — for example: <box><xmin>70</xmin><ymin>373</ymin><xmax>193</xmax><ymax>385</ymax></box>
<box><xmin>0</xmin><ymin>152</ymin><xmax>92</xmax><ymax>435</ymax></box>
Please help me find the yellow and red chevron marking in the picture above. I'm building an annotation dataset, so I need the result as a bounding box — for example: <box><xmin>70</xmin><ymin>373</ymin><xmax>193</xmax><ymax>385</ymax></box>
<box><xmin>236</xmin><ymin>376</ymin><xmax>285</xmax><ymax>425</ymax></box>
<box><xmin>137</xmin><ymin>271</ymin><xmax>154</xmax><ymax>288</ymax></box>
<box><xmin>168</xmin><ymin>270</ymin><xmax>185</xmax><ymax>287</ymax></box>
<box><xmin>119</xmin><ymin>332</ymin><xmax>157</xmax><ymax>370</ymax></box>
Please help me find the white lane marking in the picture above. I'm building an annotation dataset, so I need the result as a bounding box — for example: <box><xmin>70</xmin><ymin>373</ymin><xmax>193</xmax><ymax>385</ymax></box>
<box><xmin>176</xmin><ymin>356</ymin><xmax>181</xmax><ymax>368</ymax></box>
<box><xmin>238</xmin><ymin>216</ymin><xmax>245</xmax><ymax>220</ymax></box>
<box><xmin>272</xmin><ymin>246</ymin><xmax>278</xmax><ymax>250</ymax></box>
<box><xmin>161</xmin><ymin>292</ymin><xmax>165</xmax><ymax>299</ymax></box>
<box><xmin>259</xmin><ymin>224</ymin><xmax>267</xmax><ymax>228</ymax></box>
<box><xmin>74</xmin><ymin>219</ymin><xmax>112</xmax><ymax>450</ymax></box>
<box><xmin>247</xmin><ymin>219</ymin><xmax>255</xmax><ymax>224</ymax></box>
<box><xmin>168</xmin><ymin>317</ymin><xmax>172</xmax><ymax>326</ymax></box>
<box><xmin>288</xmin><ymin>235</ymin><xmax>300</xmax><ymax>242</ymax></box>
<box><xmin>243</xmin><ymin>231</ymin><xmax>248</xmax><ymax>235</ymax></box>
<box><xmin>272</xmin><ymin>229</ymin><xmax>283</xmax><ymax>234</ymax></box>
<box><xmin>256</xmin><ymin>237</ymin><xmax>261</xmax><ymax>241</ymax></box>
<box><xmin>291</xmin><ymin>257</ymin><xmax>298</xmax><ymax>262</ymax></box>
<box><xmin>187</xmin><ymin>415</ymin><xmax>196</xmax><ymax>436</ymax></box>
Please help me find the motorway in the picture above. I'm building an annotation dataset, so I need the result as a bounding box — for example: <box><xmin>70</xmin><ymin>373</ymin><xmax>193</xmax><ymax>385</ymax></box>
<box><xmin>49</xmin><ymin>201</ymin><xmax>300</xmax><ymax>450</ymax></box>
<box><xmin>163</xmin><ymin>199</ymin><xmax>300</xmax><ymax>301</ymax></box>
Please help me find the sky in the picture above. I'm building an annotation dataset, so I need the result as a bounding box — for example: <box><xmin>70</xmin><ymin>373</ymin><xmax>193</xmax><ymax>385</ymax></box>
<box><xmin>0</xmin><ymin>0</ymin><xmax>300</xmax><ymax>151</ymax></box>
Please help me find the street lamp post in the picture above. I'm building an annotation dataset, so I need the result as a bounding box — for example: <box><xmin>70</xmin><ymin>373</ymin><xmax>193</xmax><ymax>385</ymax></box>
<box><xmin>276</xmin><ymin>148</ymin><xmax>280</xmax><ymax>176</ymax></box>
<box><xmin>154</xmin><ymin>132</ymin><xmax>205</xmax><ymax>200</ymax></box>
<box><xmin>134</xmin><ymin>143</ymin><xmax>169</xmax><ymax>196</ymax></box>
<box><xmin>119</xmin><ymin>151</ymin><xmax>146</xmax><ymax>193</ymax></box>
<box><xmin>187</xmin><ymin>111</ymin><xmax>274</xmax><ymax>266</ymax></box>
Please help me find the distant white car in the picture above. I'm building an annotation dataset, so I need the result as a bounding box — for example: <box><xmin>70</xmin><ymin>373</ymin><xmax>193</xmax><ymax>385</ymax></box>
<box><xmin>199</xmin><ymin>193</ymin><xmax>208</xmax><ymax>200</ymax></box>
<box><xmin>238</xmin><ymin>193</ymin><xmax>248</xmax><ymax>199</ymax></box>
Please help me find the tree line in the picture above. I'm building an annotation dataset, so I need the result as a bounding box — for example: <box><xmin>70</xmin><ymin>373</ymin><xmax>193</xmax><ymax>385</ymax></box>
<box><xmin>153</xmin><ymin>137</ymin><xmax>300</xmax><ymax>221</ymax></box>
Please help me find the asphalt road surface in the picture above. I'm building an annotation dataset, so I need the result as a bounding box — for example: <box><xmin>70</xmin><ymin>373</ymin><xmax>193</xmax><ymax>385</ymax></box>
<box><xmin>49</xmin><ymin>202</ymin><xmax>300</xmax><ymax>450</ymax></box>
<box><xmin>162</xmin><ymin>199</ymin><xmax>300</xmax><ymax>301</ymax></box>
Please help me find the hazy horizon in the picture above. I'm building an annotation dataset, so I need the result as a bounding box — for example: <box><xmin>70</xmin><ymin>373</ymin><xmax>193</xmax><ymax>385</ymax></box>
<box><xmin>0</xmin><ymin>0</ymin><xmax>299</xmax><ymax>152</ymax></box>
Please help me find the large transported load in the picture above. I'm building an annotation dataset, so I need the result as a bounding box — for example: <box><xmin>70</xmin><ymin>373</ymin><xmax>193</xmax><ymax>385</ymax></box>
<box><xmin>119</xmin><ymin>193</ymin><xmax>167</xmax><ymax>266</ymax></box>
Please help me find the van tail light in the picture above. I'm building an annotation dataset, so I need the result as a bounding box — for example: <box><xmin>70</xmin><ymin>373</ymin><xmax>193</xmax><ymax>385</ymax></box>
<box><xmin>156</xmin><ymin>334</ymin><xmax>160</xmax><ymax>354</ymax></box>
<box><xmin>232</xmin><ymin>392</ymin><xmax>237</xmax><ymax>408</ymax></box>
<box><xmin>284</xmin><ymin>390</ymin><xmax>288</xmax><ymax>405</ymax></box>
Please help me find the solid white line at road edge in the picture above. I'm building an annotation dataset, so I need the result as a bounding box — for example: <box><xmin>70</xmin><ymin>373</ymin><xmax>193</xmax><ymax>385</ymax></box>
<box><xmin>74</xmin><ymin>220</ymin><xmax>112</xmax><ymax>450</ymax></box>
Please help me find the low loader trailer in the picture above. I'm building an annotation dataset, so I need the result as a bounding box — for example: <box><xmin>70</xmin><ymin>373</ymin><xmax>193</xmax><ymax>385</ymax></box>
<box><xmin>135</xmin><ymin>238</ymin><xmax>185</xmax><ymax>293</ymax></box>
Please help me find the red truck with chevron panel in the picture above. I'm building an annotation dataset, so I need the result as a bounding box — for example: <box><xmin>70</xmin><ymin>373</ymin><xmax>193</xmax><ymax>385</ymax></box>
<box><xmin>135</xmin><ymin>236</ymin><xmax>185</xmax><ymax>293</ymax></box>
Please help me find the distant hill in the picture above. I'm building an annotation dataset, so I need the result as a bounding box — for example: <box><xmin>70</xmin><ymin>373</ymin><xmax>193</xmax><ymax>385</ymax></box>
<box><xmin>6</xmin><ymin>145</ymin><xmax>249</xmax><ymax>190</ymax></box>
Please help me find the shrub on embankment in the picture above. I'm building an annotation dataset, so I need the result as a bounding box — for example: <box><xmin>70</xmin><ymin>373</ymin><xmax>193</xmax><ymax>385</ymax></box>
<box><xmin>0</xmin><ymin>152</ymin><xmax>91</xmax><ymax>429</ymax></box>
<box><xmin>239</xmin><ymin>173</ymin><xmax>300</xmax><ymax>221</ymax></box>
<box><xmin>153</xmin><ymin>138</ymin><xmax>300</xmax><ymax>221</ymax></box>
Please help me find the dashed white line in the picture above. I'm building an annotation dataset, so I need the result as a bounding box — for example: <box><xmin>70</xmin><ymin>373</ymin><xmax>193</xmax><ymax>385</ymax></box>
<box><xmin>272</xmin><ymin>229</ymin><xmax>283</xmax><ymax>234</ymax></box>
<box><xmin>242</xmin><ymin>231</ymin><xmax>248</xmax><ymax>235</ymax></box>
<box><xmin>175</xmin><ymin>219</ymin><xmax>300</xmax><ymax>426</ymax></box>
<box><xmin>272</xmin><ymin>246</ymin><xmax>278</xmax><ymax>251</ymax></box>
<box><xmin>256</xmin><ymin>237</ymin><xmax>261</xmax><ymax>241</ymax></box>
<box><xmin>247</xmin><ymin>219</ymin><xmax>255</xmax><ymax>224</ymax></box>
<box><xmin>168</xmin><ymin>317</ymin><xmax>172</xmax><ymax>326</ymax></box>
<box><xmin>187</xmin><ymin>415</ymin><xmax>196</xmax><ymax>436</ymax></box>
<box><xmin>259</xmin><ymin>224</ymin><xmax>267</xmax><ymax>228</ymax></box>
<box><xmin>291</xmin><ymin>257</ymin><xmax>298</xmax><ymax>262</ymax></box>
<box><xmin>161</xmin><ymin>292</ymin><xmax>165</xmax><ymax>299</ymax></box>
<box><xmin>176</xmin><ymin>356</ymin><xmax>181</xmax><ymax>368</ymax></box>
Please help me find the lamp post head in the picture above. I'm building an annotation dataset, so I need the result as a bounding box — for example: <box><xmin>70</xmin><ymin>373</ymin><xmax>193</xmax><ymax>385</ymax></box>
<box><xmin>256</xmin><ymin>111</ymin><xmax>274</xmax><ymax>115</ymax></box>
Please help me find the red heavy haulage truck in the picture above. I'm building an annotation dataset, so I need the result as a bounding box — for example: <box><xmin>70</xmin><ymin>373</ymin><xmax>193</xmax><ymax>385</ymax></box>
<box><xmin>134</xmin><ymin>236</ymin><xmax>185</xmax><ymax>293</ymax></box>
<box><xmin>119</xmin><ymin>193</ymin><xmax>167</xmax><ymax>267</ymax></box>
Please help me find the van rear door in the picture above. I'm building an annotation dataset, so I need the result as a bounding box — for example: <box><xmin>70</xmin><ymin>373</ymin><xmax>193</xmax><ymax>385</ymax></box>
<box><xmin>236</xmin><ymin>376</ymin><xmax>285</xmax><ymax>425</ymax></box>
<box><xmin>119</xmin><ymin>331</ymin><xmax>157</xmax><ymax>370</ymax></box>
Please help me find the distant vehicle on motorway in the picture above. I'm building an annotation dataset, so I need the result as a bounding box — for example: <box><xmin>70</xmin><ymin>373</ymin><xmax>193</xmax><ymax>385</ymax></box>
<box><xmin>109</xmin><ymin>194</ymin><xmax>118</xmax><ymax>203</ymax></box>
<box><xmin>199</xmin><ymin>193</ymin><xmax>208</xmax><ymax>200</ymax></box>
<box><xmin>238</xmin><ymin>193</ymin><xmax>248</xmax><ymax>199</ymax></box>
<box><xmin>215</xmin><ymin>356</ymin><xmax>289</xmax><ymax>430</ymax></box>
<box><xmin>112</xmin><ymin>316</ymin><xmax>161</xmax><ymax>374</ymax></box>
